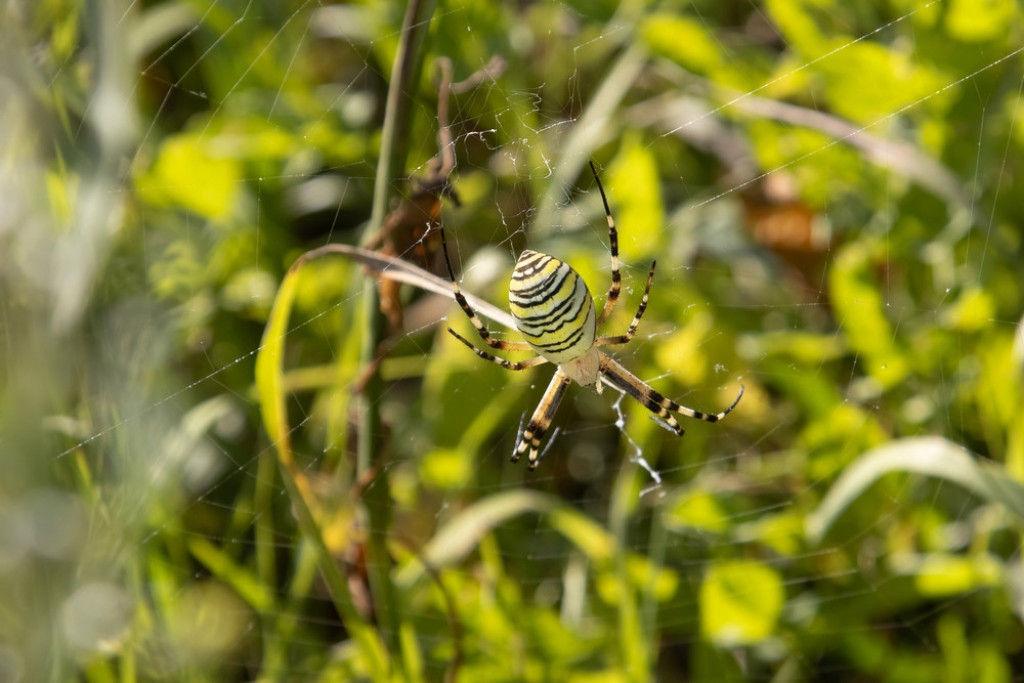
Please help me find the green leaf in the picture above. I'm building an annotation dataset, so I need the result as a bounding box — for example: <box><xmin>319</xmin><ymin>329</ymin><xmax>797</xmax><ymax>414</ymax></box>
<box><xmin>945</xmin><ymin>0</ymin><xmax>1018</xmax><ymax>42</ymax></box>
<box><xmin>654</xmin><ymin>311</ymin><xmax>713</xmax><ymax>386</ymax></box>
<box><xmin>817</xmin><ymin>41</ymin><xmax>949</xmax><ymax>124</ymax></box>
<box><xmin>807</xmin><ymin>436</ymin><xmax>1024</xmax><ymax>543</ymax></box>
<box><xmin>829</xmin><ymin>240</ymin><xmax>910</xmax><ymax>389</ymax></box>
<box><xmin>941</xmin><ymin>287</ymin><xmax>995</xmax><ymax>332</ymax></box>
<box><xmin>664</xmin><ymin>488</ymin><xmax>731</xmax><ymax>534</ymax></box>
<box><xmin>764</xmin><ymin>0</ymin><xmax>828</xmax><ymax>56</ymax></box>
<box><xmin>254</xmin><ymin>265</ymin><xmax>299</xmax><ymax>452</ymax></box>
<box><xmin>396</xmin><ymin>491</ymin><xmax>619</xmax><ymax>587</ymax></box>
<box><xmin>736</xmin><ymin>512</ymin><xmax>806</xmax><ymax>556</ymax></box>
<box><xmin>700</xmin><ymin>559</ymin><xmax>784</xmax><ymax>647</ymax></box>
<box><xmin>136</xmin><ymin>133</ymin><xmax>241</xmax><ymax>221</ymax></box>
<box><xmin>187</xmin><ymin>537</ymin><xmax>275</xmax><ymax>612</ymax></box>
<box><xmin>641</xmin><ymin>14</ymin><xmax>723</xmax><ymax>74</ymax></box>
<box><xmin>745</xmin><ymin>330</ymin><xmax>847</xmax><ymax>365</ymax></box>
<box><xmin>609</xmin><ymin>136</ymin><xmax>664</xmax><ymax>262</ymax></box>
<box><xmin>912</xmin><ymin>553</ymin><xmax>1001</xmax><ymax>597</ymax></box>
<box><xmin>395</xmin><ymin>491</ymin><xmax>558</xmax><ymax>587</ymax></box>
<box><xmin>254</xmin><ymin>253</ymin><xmax>387</xmax><ymax>674</ymax></box>
<box><xmin>419</xmin><ymin>447</ymin><xmax>474</xmax><ymax>490</ymax></box>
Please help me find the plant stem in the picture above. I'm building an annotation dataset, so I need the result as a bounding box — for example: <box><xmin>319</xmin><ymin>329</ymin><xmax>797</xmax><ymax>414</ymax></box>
<box><xmin>357</xmin><ymin>0</ymin><xmax>438</xmax><ymax>672</ymax></box>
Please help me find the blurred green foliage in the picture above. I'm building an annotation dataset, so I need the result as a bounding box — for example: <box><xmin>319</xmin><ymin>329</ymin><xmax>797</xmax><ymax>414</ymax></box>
<box><xmin>2</xmin><ymin>0</ymin><xmax>1023</xmax><ymax>680</ymax></box>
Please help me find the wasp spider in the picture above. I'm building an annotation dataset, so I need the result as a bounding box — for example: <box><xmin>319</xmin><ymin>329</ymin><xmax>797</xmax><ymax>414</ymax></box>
<box><xmin>441</xmin><ymin>162</ymin><xmax>743</xmax><ymax>469</ymax></box>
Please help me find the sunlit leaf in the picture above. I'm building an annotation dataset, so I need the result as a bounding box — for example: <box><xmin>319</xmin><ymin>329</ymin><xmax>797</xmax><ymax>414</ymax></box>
<box><xmin>829</xmin><ymin>240</ymin><xmax>910</xmax><ymax>389</ymax></box>
<box><xmin>817</xmin><ymin>42</ymin><xmax>949</xmax><ymax>124</ymax></box>
<box><xmin>945</xmin><ymin>0</ymin><xmax>1018</xmax><ymax>42</ymax></box>
<box><xmin>664</xmin><ymin>488</ymin><xmax>731</xmax><ymax>534</ymax></box>
<box><xmin>800</xmin><ymin>403</ymin><xmax>888</xmax><ymax>481</ymax></box>
<box><xmin>744</xmin><ymin>330</ymin><xmax>847</xmax><ymax>364</ymax></box>
<box><xmin>642</xmin><ymin>14</ymin><xmax>723</xmax><ymax>75</ymax></box>
<box><xmin>912</xmin><ymin>553</ymin><xmax>1001</xmax><ymax>597</ymax></box>
<box><xmin>255</xmin><ymin>266</ymin><xmax>298</xmax><ymax>453</ymax></box>
<box><xmin>653</xmin><ymin>310</ymin><xmax>713</xmax><ymax>386</ymax></box>
<box><xmin>941</xmin><ymin>287</ymin><xmax>995</xmax><ymax>332</ymax></box>
<box><xmin>136</xmin><ymin>134</ymin><xmax>241</xmax><ymax>221</ymax></box>
<box><xmin>626</xmin><ymin>555</ymin><xmax>678</xmax><ymax>600</ymax></box>
<box><xmin>420</xmin><ymin>447</ymin><xmax>473</xmax><ymax>490</ymax></box>
<box><xmin>736</xmin><ymin>512</ymin><xmax>806</xmax><ymax>556</ymax></box>
<box><xmin>700</xmin><ymin>559</ymin><xmax>784</xmax><ymax>647</ymax></box>
<box><xmin>609</xmin><ymin>138</ymin><xmax>664</xmax><ymax>262</ymax></box>
<box><xmin>764</xmin><ymin>0</ymin><xmax>827</xmax><ymax>56</ymax></box>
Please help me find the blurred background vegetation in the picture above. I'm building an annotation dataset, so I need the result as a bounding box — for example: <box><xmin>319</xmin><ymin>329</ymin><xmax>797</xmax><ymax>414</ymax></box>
<box><xmin>2</xmin><ymin>0</ymin><xmax>1023</xmax><ymax>680</ymax></box>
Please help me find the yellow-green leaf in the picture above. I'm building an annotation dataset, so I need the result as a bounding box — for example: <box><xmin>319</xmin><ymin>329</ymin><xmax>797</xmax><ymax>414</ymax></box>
<box><xmin>945</xmin><ymin>0</ymin><xmax>1018</xmax><ymax>42</ymax></box>
<box><xmin>829</xmin><ymin>240</ymin><xmax>910</xmax><ymax>389</ymax></box>
<box><xmin>137</xmin><ymin>133</ymin><xmax>241</xmax><ymax>221</ymax></box>
<box><xmin>420</xmin><ymin>448</ymin><xmax>473</xmax><ymax>490</ymax></box>
<box><xmin>664</xmin><ymin>489</ymin><xmax>730</xmax><ymax>534</ymax></box>
<box><xmin>700</xmin><ymin>560</ymin><xmax>784</xmax><ymax>647</ymax></box>
<box><xmin>609</xmin><ymin>137</ymin><xmax>664</xmax><ymax>262</ymax></box>
<box><xmin>914</xmin><ymin>554</ymin><xmax>1001</xmax><ymax>597</ymax></box>
<box><xmin>641</xmin><ymin>14</ymin><xmax>723</xmax><ymax>74</ymax></box>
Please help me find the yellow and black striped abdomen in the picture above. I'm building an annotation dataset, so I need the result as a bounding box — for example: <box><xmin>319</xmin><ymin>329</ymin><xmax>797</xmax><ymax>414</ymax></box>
<box><xmin>508</xmin><ymin>250</ymin><xmax>597</xmax><ymax>365</ymax></box>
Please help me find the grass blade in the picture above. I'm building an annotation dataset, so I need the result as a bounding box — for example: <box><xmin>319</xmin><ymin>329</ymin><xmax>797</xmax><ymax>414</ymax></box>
<box><xmin>808</xmin><ymin>436</ymin><xmax>1024</xmax><ymax>544</ymax></box>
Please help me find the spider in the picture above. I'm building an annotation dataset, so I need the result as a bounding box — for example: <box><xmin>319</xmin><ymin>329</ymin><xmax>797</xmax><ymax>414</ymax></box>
<box><xmin>440</xmin><ymin>162</ymin><xmax>744</xmax><ymax>469</ymax></box>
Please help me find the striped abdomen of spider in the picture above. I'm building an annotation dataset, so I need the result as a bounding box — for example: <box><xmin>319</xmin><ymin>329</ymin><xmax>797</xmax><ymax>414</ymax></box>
<box><xmin>508</xmin><ymin>250</ymin><xmax>600</xmax><ymax>385</ymax></box>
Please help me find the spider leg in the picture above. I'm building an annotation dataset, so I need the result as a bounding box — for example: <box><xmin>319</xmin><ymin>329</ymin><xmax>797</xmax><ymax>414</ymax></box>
<box><xmin>512</xmin><ymin>367</ymin><xmax>572</xmax><ymax>469</ymax></box>
<box><xmin>447</xmin><ymin>328</ymin><xmax>548</xmax><ymax>371</ymax></box>
<box><xmin>590</xmin><ymin>161</ymin><xmax>622</xmax><ymax>326</ymax></box>
<box><xmin>595</xmin><ymin>260</ymin><xmax>656</xmax><ymax>347</ymax></box>
<box><xmin>534</xmin><ymin>427</ymin><xmax>562</xmax><ymax>467</ymax></box>
<box><xmin>598</xmin><ymin>355</ymin><xmax>743</xmax><ymax>435</ymax></box>
<box><xmin>438</xmin><ymin>224</ymin><xmax>532</xmax><ymax>352</ymax></box>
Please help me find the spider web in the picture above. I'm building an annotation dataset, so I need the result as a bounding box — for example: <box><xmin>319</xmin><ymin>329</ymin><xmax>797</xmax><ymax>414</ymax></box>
<box><xmin>2</xmin><ymin>0</ymin><xmax>1023</xmax><ymax>679</ymax></box>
